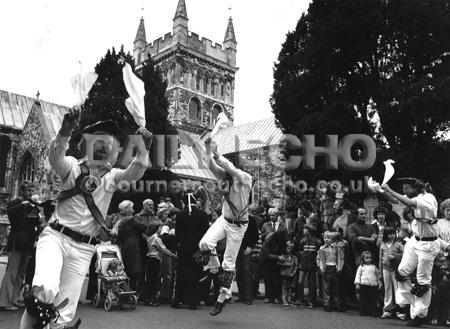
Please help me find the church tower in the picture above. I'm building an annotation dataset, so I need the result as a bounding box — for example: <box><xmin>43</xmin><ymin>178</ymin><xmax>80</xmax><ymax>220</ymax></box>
<box><xmin>133</xmin><ymin>0</ymin><xmax>238</xmax><ymax>134</ymax></box>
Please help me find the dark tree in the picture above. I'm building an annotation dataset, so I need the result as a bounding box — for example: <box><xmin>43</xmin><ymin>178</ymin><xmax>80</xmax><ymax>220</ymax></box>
<box><xmin>272</xmin><ymin>0</ymin><xmax>450</xmax><ymax>197</ymax></box>
<box><xmin>68</xmin><ymin>46</ymin><xmax>137</xmax><ymax>158</ymax></box>
<box><xmin>140</xmin><ymin>54</ymin><xmax>177</xmax><ymax>136</ymax></box>
<box><xmin>65</xmin><ymin>47</ymin><xmax>181</xmax><ymax>211</ymax></box>
<box><xmin>67</xmin><ymin>47</ymin><xmax>178</xmax><ymax>168</ymax></box>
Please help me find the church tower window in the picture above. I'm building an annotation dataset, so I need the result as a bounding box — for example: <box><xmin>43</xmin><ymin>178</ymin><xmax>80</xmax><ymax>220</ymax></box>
<box><xmin>211</xmin><ymin>104</ymin><xmax>222</xmax><ymax>127</ymax></box>
<box><xmin>189</xmin><ymin>97</ymin><xmax>202</xmax><ymax>121</ymax></box>
<box><xmin>196</xmin><ymin>75</ymin><xmax>201</xmax><ymax>91</ymax></box>
<box><xmin>203</xmin><ymin>77</ymin><xmax>208</xmax><ymax>94</ymax></box>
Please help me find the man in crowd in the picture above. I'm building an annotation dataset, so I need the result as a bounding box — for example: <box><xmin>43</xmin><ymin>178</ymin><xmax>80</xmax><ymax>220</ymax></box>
<box><xmin>159</xmin><ymin>207</ymin><xmax>179</xmax><ymax>304</ymax></box>
<box><xmin>347</xmin><ymin>207</ymin><xmax>377</xmax><ymax>265</ymax></box>
<box><xmin>138</xmin><ymin>199</ymin><xmax>159</xmax><ymax>237</ymax></box>
<box><xmin>261</xmin><ymin>208</ymin><xmax>287</xmax><ymax>241</ymax></box>
<box><xmin>0</xmin><ymin>181</ymin><xmax>41</xmax><ymax>311</ymax></box>
<box><xmin>172</xmin><ymin>193</ymin><xmax>209</xmax><ymax>309</ymax></box>
<box><xmin>236</xmin><ymin>213</ymin><xmax>259</xmax><ymax>305</ymax></box>
<box><xmin>19</xmin><ymin>108</ymin><xmax>151</xmax><ymax>329</ymax></box>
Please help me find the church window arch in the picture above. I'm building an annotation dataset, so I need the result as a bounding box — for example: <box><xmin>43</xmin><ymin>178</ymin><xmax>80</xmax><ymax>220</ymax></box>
<box><xmin>203</xmin><ymin>76</ymin><xmax>208</xmax><ymax>94</ymax></box>
<box><xmin>211</xmin><ymin>104</ymin><xmax>222</xmax><ymax>127</ymax></box>
<box><xmin>19</xmin><ymin>151</ymin><xmax>35</xmax><ymax>184</ymax></box>
<box><xmin>203</xmin><ymin>102</ymin><xmax>211</xmax><ymax>126</ymax></box>
<box><xmin>196</xmin><ymin>74</ymin><xmax>201</xmax><ymax>90</ymax></box>
<box><xmin>189</xmin><ymin>97</ymin><xmax>202</xmax><ymax>121</ymax></box>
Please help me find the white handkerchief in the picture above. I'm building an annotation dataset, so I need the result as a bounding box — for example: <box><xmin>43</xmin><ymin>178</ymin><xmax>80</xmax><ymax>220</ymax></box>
<box><xmin>123</xmin><ymin>63</ymin><xmax>146</xmax><ymax>127</ymax></box>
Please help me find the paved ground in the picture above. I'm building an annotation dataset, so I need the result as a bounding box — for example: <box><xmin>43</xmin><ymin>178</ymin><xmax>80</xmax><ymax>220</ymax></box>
<box><xmin>0</xmin><ymin>300</ymin><xmax>427</xmax><ymax>329</ymax></box>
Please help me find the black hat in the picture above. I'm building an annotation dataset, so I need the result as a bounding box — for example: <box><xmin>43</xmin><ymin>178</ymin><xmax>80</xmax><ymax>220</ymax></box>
<box><xmin>82</xmin><ymin>120</ymin><xmax>119</xmax><ymax>138</ymax></box>
<box><xmin>398</xmin><ymin>177</ymin><xmax>425</xmax><ymax>188</ymax></box>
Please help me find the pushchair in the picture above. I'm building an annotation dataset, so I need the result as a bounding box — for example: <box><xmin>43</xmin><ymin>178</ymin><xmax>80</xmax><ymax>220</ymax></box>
<box><xmin>91</xmin><ymin>244</ymin><xmax>138</xmax><ymax>311</ymax></box>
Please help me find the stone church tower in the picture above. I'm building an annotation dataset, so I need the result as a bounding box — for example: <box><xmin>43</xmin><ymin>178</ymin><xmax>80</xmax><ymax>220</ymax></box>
<box><xmin>133</xmin><ymin>0</ymin><xmax>238</xmax><ymax>134</ymax></box>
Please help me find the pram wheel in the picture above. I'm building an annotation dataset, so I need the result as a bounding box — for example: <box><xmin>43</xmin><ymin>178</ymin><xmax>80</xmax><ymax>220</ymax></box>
<box><xmin>104</xmin><ymin>296</ymin><xmax>113</xmax><ymax>311</ymax></box>
<box><xmin>92</xmin><ymin>295</ymin><xmax>101</xmax><ymax>308</ymax></box>
<box><xmin>130</xmin><ymin>295</ymin><xmax>138</xmax><ymax>309</ymax></box>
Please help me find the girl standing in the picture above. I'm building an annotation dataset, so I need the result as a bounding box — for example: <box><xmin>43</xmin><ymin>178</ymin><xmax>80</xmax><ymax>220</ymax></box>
<box><xmin>379</xmin><ymin>227</ymin><xmax>405</xmax><ymax>319</ymax></box>
<box><xmin>278</xmin><ymin>241</ymin><xmax>298</xmax><ymax>306</ymax></box>
<box><xmin>354</xmin><ymin>251</ymin><xmax>382</xmax><ymax>316</ymax></box>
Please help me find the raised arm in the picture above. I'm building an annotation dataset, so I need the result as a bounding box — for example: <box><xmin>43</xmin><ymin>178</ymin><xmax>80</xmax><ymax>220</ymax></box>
<box><xmin>382</xmin><ymin>184</ymin><xmax>416</xmax><ymax>207</ymax></box>
<box><xmin>49</xmin><ymin>108</ymin><xmax>81</xmax><ymax>178</ymax></box>
<box><xmin>205</xmin><ymin>137</ymin><xmax>251</xmax><ymax>185</ymax></box>
<box><xmin>114</xmin><ymin>129</ymin><xmax>151</xmax><ymax>184</ymax></box>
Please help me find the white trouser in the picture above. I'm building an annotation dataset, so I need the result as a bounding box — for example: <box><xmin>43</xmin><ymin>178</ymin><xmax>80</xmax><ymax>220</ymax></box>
<box><xmin>395</xmin><ymin>237</ymin><xmax>439</xmax><ymax>319</ymax></box>
<box><xmin>31</xmin><ymin>226</ymin><xmax>95</xmax><ymax>327</ymax></box>
<box><xmin>199</xmin><ymin>216</ymin><xmax>247</xmax><ymax>272</ymax></box>
<box><xmin>383</xmin><ymin>270</ymin><xmax>399</xmax><ymax>312</ymax></box>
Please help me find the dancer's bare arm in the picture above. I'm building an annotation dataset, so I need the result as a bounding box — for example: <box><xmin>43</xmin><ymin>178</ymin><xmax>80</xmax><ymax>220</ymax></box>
<box><xmin>114</xmin><ymin>128</ymin><xmax>151</xmax><ymax>183</ymax></box>
<box><xmin>205</xmin><ymin>137</ymin><xmax>251</xmax><ymax>185</ymax></box>
<box><xmin>48</xmin><ymin>107</ymin><xmax>80</xmax><ymax>178</ymax></box>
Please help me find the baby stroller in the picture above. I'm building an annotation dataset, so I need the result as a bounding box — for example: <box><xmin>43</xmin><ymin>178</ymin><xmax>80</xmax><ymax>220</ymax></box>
<box><xmin>91</xmin><ymin>244</ymin><xmax>138</xmax><ymax>311</ymax></box>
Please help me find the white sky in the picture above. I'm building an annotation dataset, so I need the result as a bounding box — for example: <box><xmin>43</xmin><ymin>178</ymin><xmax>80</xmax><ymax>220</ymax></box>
<box><xmin>0</xmin><ymin>0</ymin><xmax>310</xmax><ymax>124</ymax></box>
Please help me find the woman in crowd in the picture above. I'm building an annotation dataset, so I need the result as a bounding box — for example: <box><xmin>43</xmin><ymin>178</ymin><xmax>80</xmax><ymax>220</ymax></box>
<box><xmin>117</xmin><ymin>200</ymin><xmax>147</xmax><ymax>291</ymax></box>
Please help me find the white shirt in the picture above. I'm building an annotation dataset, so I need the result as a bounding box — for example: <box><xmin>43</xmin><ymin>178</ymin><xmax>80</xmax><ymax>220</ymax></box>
<box><xmin>48</xmin><ymin>134</ymin><xmax>148</xmax><ymax>236</ymax></box>
<box><xmin>208</xmin><ymin>155</ymin><xmax>252</xmax><ymax>221</ymax></box>
<box><xmin>437</xmin><ymin>219</ymin><xmax>450</xmax><ymax>243</ymax></box>
<box><xmin>410</xmin><ymin>192</ymin><xmax>438</xmax><ymax>238</ymax></box>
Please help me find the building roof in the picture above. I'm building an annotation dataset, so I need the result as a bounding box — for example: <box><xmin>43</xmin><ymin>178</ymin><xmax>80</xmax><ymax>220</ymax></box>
<box><xmin>170</xmin><ymin>144</ymin><xmax>217</xmax><ymax>181</ymax></box>
<box><xmin>213</xmin><ymin>117</ymin><xmax>283</xmax><ymax>155</ymax></box>
<box><xmin>0</xmin><ymin>89</ymin><xmax>69</xmax><ymax>132</ymax></box>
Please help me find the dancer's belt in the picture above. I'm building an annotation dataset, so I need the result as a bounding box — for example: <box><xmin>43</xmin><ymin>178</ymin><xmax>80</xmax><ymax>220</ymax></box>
<box><xmin>50</xmin><ymin>222</ymin><xmax>99</xmax><ymax>246</ymax></box>
<box><xmin>414</xmin><ymin>235</ymin><xmax>437</xmax><ymax>242</ymax></box>
<box><xmin>224</xmin><ymin>216</ymin><xmax>248</xmax><ymax>225</ymax></box>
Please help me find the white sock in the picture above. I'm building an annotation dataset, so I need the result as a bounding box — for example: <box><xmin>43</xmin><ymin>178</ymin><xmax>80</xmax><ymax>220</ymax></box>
<box><xmin>217</xmin><ymin>291</ymin><xmax>227</xmax><ymax>303</ymax></box>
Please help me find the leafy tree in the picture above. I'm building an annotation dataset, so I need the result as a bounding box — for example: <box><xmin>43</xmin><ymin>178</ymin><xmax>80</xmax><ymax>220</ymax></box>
<box><xmin>272</xmin><ymin>0</ymin><xmax>450</xmax><ymax>197</ymax></box>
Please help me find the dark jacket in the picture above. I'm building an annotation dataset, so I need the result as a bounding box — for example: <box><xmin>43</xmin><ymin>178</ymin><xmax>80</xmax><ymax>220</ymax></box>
<box><xmin>118</xmin><ymin>215</ymin><xmax>147</xmax><ymax>274</ymax></box>
<box><xmin>175</xmin><ymin>207</ymin><xmax>209</xmax><ymax>258</ymax></box>
<box><xmin>260</xmin><ymin>220</ymin><xmax>288</xmax><ymax>241</ymax></box>
<box><xmin>239</xmin><ymin>215</ymin><xmax>259</xmax><ymax>252</ymax></box>
<box><xmin>260</xmin><ymin>231</ymin><xmax>287</xmax><ymax>264</ymax></box>
<box><xmin>6</xmin><ymin>198</ymin><xmax>41</xmax><ymax>252</ymax></box>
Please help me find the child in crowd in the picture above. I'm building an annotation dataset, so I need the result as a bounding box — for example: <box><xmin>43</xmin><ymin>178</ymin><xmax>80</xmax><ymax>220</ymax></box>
<box><xmin>141</xmin><ymin>225</ymin><xmax>177</xmax><ymax>306</ymax></box>
<box><xmin>379</xmin><ymin>227</ymin><xmax>406</xmax><ymax>320</ymax></box>
<box><xmin>430</xmin><ymin>252</ymin><xmax>450</xmax><ymax>326</ymax></box>
<box><xmin>317</xmin><ymin>231</ymin><xmax>344</xmax><ymax>312</ymax></box>
<box><xmin>355</xmin><ymin>250</ymin><xmax>382</xmax><ymax>317</ymax></box>
<box><xmin>333</xmin><ymin>227</ymin><xmax>350</xmax><ymax>311</ymax></box>
<box><xmin>296</xmin><ymin>223</ymin><xmax>321</xmax><ymax>308</ymax></box>
<box><xmin>278</xmin><ymin>241</ymin><xmax>298</xmax><ymax>306</ymax></box>
<box><xmin>104</xmin><ymin>259</ymin><xmax>132</xmax><ymax>294</ymax></box>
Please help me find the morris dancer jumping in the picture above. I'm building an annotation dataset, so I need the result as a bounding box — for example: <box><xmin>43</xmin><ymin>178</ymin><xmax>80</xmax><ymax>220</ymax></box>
<box><xmin>19</xmin><ymin>108</ymin><xmax>151</xmax><ymax>329</ymax></box>
<box><xmin>198</xmin><ymin>137</ymin><xmax>253</xmax><ymax>316</ymax></box>
<box><xmin>382</xmin><ymin>178</ymin><xmax>450</xmax><ymax>327</ymax></box>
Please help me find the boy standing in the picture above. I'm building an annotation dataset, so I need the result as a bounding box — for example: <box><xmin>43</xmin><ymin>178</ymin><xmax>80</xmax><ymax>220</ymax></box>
<box><xmin>317</xmin><ymin>231</ymin><xmax>344</xmax><ymax>312</ymax></box>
